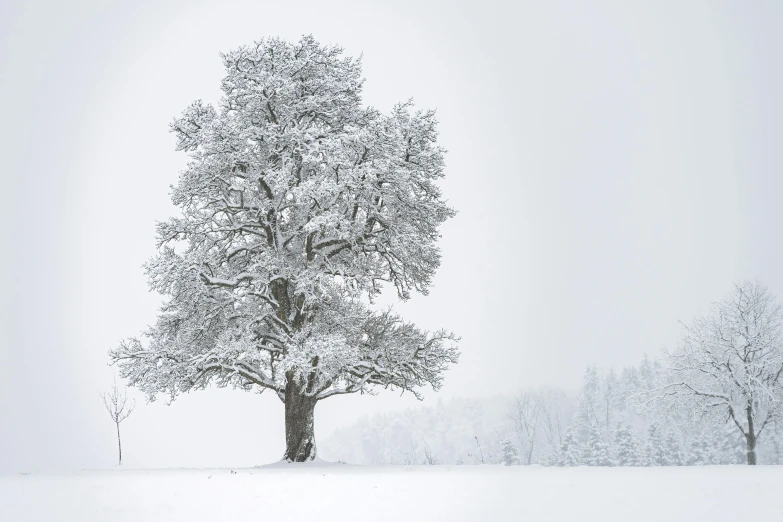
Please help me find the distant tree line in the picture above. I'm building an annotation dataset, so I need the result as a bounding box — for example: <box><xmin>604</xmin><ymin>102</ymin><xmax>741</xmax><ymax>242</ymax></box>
<box><xmin>322</xmin><ymin>281</ymin><xmax>783</xmax><ymax>466</ymax></box>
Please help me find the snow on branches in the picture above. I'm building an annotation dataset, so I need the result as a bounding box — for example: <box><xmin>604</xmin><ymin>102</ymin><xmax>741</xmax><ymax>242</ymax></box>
<box><xmin>110</xmin><ymin>36</ymin><xmax>459</xmax><ymax>411</ymax></box>
<box><xmin>655</xmin><ymin>281</ymin><xmax>783</xmax><ymax>464</ymax></box>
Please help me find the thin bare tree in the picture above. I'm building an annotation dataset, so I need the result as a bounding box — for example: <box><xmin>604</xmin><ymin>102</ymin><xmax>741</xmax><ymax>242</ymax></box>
<box><xmin>508</xmin><ymin>389</ymin><xmax>542</xmax><ymax>464</ymax></box>
<box><xmin>540</xmin><ymin>388</ymin><xmax>567</xmax><ymax>451</ymax></box>
<box><xmin>102</xmin><ymin>380</ymin><xmax>135</xmax><ymax>465</ymax></box>
<box><xmin>422</xmin><ymin>441</ymin><xmax>441</xmax><ymax>465</ymax></box>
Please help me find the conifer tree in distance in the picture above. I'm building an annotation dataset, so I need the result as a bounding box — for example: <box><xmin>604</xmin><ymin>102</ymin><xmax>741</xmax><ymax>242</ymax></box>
<box><xmin>501</xmin><ymin>438</ymin><xmax>520</xmax><ymax>466</ymax></box>
<box><xmin>646</xmin><ymin>423</ymin><xmax>666</xmax><ymax>466</ymax></box>
<box><xmin>614</xmin><ymin>422</ymin><xmax>645</xmax><ymax>466</ymax></box>
<box><xmin>558</xmin><ymin>429</ymin><xmax>582</xmax><ymax>467</ymax></box>
<box><xmin>582</xmin><ymin>423</ymin><xmax>612</xmax><ymax>466</ymax></box>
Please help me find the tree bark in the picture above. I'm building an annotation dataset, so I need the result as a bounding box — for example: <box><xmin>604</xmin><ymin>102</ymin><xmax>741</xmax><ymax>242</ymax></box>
<box><xmin>746</xmin><ymin>404</ymin><xmax>757</xmax><ymax>465</ymax></box>
<box><xmin>273</xmin><ymin>277</ymin><xmax>318</xmax><ymax>462</ymax></box>
<box><xmin>283</xmin><ymin>379</ymin><xmax>318</xmax><ymax>462</ymax></box>
<box><xmin>746</xmin><ymin>434</ymin><xmax>757</xmax><ymax>465</ymax></box>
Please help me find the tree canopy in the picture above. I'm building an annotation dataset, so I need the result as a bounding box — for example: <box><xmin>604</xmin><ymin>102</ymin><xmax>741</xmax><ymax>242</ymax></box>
<box><xmin>110</xmin><ymin>36</ymin><xmax>459</xmax><ymax>460</ymax></box>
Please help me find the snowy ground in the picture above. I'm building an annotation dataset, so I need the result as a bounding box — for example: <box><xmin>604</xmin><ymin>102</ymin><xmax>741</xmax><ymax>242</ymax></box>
<box><xmin>2</xmin><ymin>464</ymin><xmax>782</xmax><ymax>521</ymax></box>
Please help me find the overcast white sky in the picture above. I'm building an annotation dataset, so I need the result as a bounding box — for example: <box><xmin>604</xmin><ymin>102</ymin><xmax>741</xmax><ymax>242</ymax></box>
<box><xmin>2</xmin><ymin>0</ymin><xmax>782</xmax><ymax>471</ymax></box>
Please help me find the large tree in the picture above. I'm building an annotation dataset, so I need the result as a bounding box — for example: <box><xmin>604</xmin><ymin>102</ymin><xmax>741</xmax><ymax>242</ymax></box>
<box><xmin>658</xmin><ymin>281</ymin><xmax>783</xmax><ymax>465</ymax></box>
<box><xmin>110</xmin><ymin>36</ymin><xmax>459</xmax><ymax>462</ymax></box>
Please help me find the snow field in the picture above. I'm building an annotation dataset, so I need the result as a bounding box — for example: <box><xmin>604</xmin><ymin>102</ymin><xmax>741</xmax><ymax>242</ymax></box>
<box><xmin>1</xmin><ymin>464</ymin><xmax>782</xmax><ymax>522</ymax></box>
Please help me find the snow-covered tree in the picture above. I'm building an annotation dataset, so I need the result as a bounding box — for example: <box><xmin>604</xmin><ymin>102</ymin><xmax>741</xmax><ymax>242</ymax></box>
<box><xmin>638</xmin><ymin>353</ymin><xmax>662</xmax><ymax>392</ymax></box>
<box><xmin>575</xmin><ymin>365</ymin><xmax>626</xmax><ymax>446</ymax></box>
<box><xmin>613</xmin><ymin>422</ymin><xmax>645</xmax><ymax>466</ymax></box>
<box><xmin>711</xmin><ymin>422</ymin><xmax>745</xmax><ymax>464</ymax></box>
<box><xmin>769</xmin><ymin>421</ymin><xmax>783</xmax><ymax>465</ymax></box>
<box><xmin>500</xmin><ymin>438</ymin><xmax>519</xmax><ymax>466</ymax></box>
<box><xmin>576</xmin><ymin>366</ymin><xmax>601</xmax><ymax>432</ymax></box>
<box><xmin>663</xmin><ymin>431</ymin><xmax>683</xmax><ymax>466</ymax></box>
<box><xmin>582</xmin><ymin>423</ymin><xmax>612</xmax><ymax>466</ymax></box>
<box><xmin>558</xmin><ymin>428</ymin><xmax>582</xmax><ymax>467</ymax></box>
<box><xmin>598</xmin><ymin>368</ymin><xmax>623</xmax><ymax>443</ymax></box>
<box><xmin>110</xmin><ymin>36</ymin><xmax>459</xmax><ymax>462</ymax></box>
<box><xmin>620</xmin><ymin>366</ymin><xmax>641</xmax><ymax>398</ymax></box>
<box><xmin>658</xmin><ymin>281</ymin><xmax>783</xmax><ymax>465</ymax></box>
<box><xmin>540</xmin><ymin>449</ymin><xmax>559</xmax><ymax>467</ymax></box>
<box><xmin>685</xmin><ymin>431</ymin><xmax>712</xmax><ymax>466</ymax></box>
<box><xmin>646</xmin><ymin>423</ymin><xmax>666</xmax><ymax>466</ymax></box>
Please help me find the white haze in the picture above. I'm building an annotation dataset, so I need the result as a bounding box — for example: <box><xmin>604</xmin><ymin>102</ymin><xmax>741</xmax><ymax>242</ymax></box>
<box><xmin>1</xmin><ymin>0</ymin><xmax>783</xmax><ymax>471</ymax></box>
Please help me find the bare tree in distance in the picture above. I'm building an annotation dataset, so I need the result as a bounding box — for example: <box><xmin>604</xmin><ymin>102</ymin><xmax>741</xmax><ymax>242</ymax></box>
<box><xmin>471</xmin><ymin>435</ymin><xmax>486</xmax><ymax>464</ymax></box>
<box><xmin>539</xmin><ymin>388</ymin><xmax>567</xmax><ymax>452</ymax></box>
<box><xmin>655</xmin><ymin>281</ymin><xmax>783</xmax><ymax>465</ymax></box>
<box><xmin>422</xmin><ymin>441</ymin><xmax>441</xmax><ymax>465</ymax></box>
<box><xmin>599</xmin><ymin>368</ymin><xmax>623</xmax><ymax>443</ymax></box>
<box><xmin>102</xmin><ymin>380</ymin><xmax>135</xmax><ymax>465</ymax></box>
<box><xmin>508</xmin><ymin>389</ymin><xmax>542</xmax><ymax>465</ymax></box>
<box><xmin>575</xmin><ymin>366</ymin><xmax>601</xmax><ymax>435</ymax></box>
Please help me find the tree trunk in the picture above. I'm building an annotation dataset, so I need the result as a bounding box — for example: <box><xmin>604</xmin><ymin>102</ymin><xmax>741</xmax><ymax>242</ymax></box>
<box><xmin>273</xmin><ymin>280</ymin><xmax>317</xmax><ymax>462</ymax></box>
<box><xmin>283</xmin><ymin>380</ymin><xmax>318</xmax><ymax>462</ymax></box>
<box><xmin>746</xmin><ymin>433</ymin><xmax>757</xmax><ymax>465</ymax></box>
<box><xmin>746</xmin><ymin>404</ymin><xmax>757</xmax><ymax>465</ymax></box>
<box><xmin>526</xmin><ymin>438</ymin><xmax>534</xmax><ymax>465</ymax></box>
<box><xmin>116</xmin><ymin>422</ymin><xmax>122</xmax><ymax>466</ymax></box>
